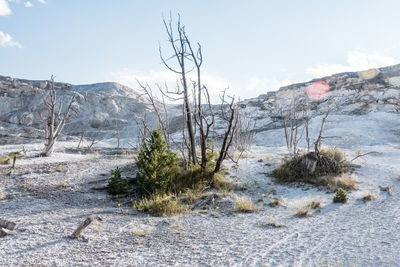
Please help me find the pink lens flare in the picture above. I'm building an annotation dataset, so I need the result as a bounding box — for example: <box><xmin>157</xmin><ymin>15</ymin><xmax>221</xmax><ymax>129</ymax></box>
<box><xmin>307</xmin><ymin>80</ymin><xmax>330</xmax><ymax>100</ymax></box>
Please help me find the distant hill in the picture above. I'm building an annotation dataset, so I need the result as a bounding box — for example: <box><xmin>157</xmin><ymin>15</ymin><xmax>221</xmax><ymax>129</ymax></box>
<box><xmin>0</xmin><ymin>64</ymin><xmax>399</xmax><ymax>146</ymax></box>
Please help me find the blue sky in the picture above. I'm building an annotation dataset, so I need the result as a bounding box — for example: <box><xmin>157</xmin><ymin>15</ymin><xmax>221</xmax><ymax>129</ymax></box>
<box><xmin>1</xmin><ymin>0</ymin><xmax>400</xmax><ymax>100</ymax></box>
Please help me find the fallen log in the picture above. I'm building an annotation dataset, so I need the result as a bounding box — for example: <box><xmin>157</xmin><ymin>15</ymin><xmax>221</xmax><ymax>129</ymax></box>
<box><xmin>69</xmin><ymin>215</ymin><xmax>102</xmax><ymax>239</ymax></box>
<box><xmin>0</xmin><ymin>219</ymin><xmax>16</xmax><ymax>230</ymax></box>
<box><xmin>0</xmin><ymin>228</ymin><xmax>7</xmax><ymax>238</ymax></box>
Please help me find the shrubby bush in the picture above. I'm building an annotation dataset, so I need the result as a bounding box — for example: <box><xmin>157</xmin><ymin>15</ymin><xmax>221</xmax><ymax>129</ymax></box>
<box><xmin>333</xmin><ymin>188</ymin><xmax>348</xmax><ymax>203</ymax></box>
<box><xmin>135</xmin><ymin>129</ymin><xmax>181</xmax><ymax>196</ymax></box>
<box><xmin>107</xmin><ymin>167</ymin><xmax>129</xmax><ymax>195</ymax></box>
<box><xmin>271</xmin><ymin>147</ymin><xmax>351</xmax><ymax>188</ymax></box>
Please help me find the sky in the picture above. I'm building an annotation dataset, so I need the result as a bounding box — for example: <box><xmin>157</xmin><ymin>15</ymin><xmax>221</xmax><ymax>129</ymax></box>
<box><xmin>1</xmin><ymin>0</ymin><xmax>400</xmax><ymax>101</ymax></box>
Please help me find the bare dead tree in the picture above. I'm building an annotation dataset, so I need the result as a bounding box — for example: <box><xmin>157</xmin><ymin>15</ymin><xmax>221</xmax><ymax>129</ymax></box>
<box><xmin>87</xmin><ymin>133</ymin><xmax>101</xmax><ymax>150</ymax></box>
<box><xmin>230</xmin><ymin>109</ymin><xmax>256</xmax><ymax>164</ymax></box>
<box><xmin>133</xmin><ymin>14</ymin><xmax>239</xmax><ymax>173</ymax></box>
<box><xmin>41</xmin><ymin>75</ymin><xmax>76</xmax><ymax>157</ymax></box>
<box><xmin>136</xmin><ymin>80</ymin><xmax>171</xmax><ymax>145</ymax></box>
<box><xmin>314</xmin><ymin>111</ymin><xmax>330</xmax><ymax>154</ymax></box>
<box><xmin>281</xmin><ymin>94</ymin><xmax>306</xmax><ymax>156</ymax></box>
<box><xmin>214</xmin><ymin>90</ymin><xmax>239</xmax><ymax>173</ymax></box>
<box><xmin>132</xmin><ymin>112</ymin><xmax>151</xmax><ymax>144</ymax></box>
<box><xmin>160</xmin><ymin>14</ymin><xmax>198</xmax><ymax>165</ymax></box>
<box><xmin>77</xmin><ymin>131</ymin><xmax>85</xmax><ymax>149</ymax></box>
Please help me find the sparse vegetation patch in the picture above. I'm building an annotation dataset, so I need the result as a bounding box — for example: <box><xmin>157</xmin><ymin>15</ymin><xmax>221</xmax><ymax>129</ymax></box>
<box><xmin>333</xmin><ymin>188</ymin><xmax>348</xmax><ymax>203</ymax></box>
<box><xmin>233</xmin><ymin>196</ymin><xmax>255</xmax><ymax>213</ymax></box>
<box><xmin>107</xmin><ymin>167</ymin><xmax>129</xmax><ymax>195</ymax></box>
<box><xmin>272</xmin><ymin>148</ymin><xmax>352</xmax><ymax>188</ymax></box>
<box><xmin>133</xmin><ymin>194</ymin><xmax>188</xmax><ymax>216</ymax></box>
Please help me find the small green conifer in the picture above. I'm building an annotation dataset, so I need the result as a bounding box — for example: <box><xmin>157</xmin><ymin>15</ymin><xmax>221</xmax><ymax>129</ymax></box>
<box><xmin>135</xmin><ymin>129</ymin><xmax>181</xmax><ymax>196</ymax></box>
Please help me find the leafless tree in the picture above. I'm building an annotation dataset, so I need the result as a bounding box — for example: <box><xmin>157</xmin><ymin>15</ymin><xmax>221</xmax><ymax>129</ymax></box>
<box><xmin>214</xmin><ymin>90</ymin><xmax>239</xmax><ymax>172</ymax></box>
<box><xmin>159</xmin><ymin>14</ymin><xmax>198</xmax><ymax>165</ymax></box>
<box><xmin>136</xmin><ymin>80</ymin><xmax>171</xmax><ymax>145</ymax></box>
<box><xmin>280</xmin><ymin>92</ymin><xmax>308</xmax><ymax>156</ymax></box>
<box><xmin>41</xmin><ymin>75</ymin><xmax>76</xmax><ymax>156</ymax></box>
<box><xmin>159</xmin><ymin>14</ymin><xmax>239</xmax><ymax>173</ymax></box>
<box><xmin>135</xmin><ymin>14</ymin><xmax>239</xmax><ymax>173</ymax></box>
<box><xmin>230</xmin><ymin>109</ymin><xmax>256</xmax><ymax>163</ymax></box>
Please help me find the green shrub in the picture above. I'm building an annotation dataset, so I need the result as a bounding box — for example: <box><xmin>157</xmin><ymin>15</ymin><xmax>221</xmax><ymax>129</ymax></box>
<box><xmin>133</xmin><ymin>193</ymin><xmax>187</xmax><ymax>216</ymax></box>
<box><xmin>107</xmin><ymin>167</ymin><xmax>129</xmax><ymax>195</ymax></box>
<box><xmin>333</xmin><ymin>188</ymin><xmax>348</xmax><ymax>203</ymax></box>
<box><xmin>135</xmin><ymin>129</ymin><xmax>181</xmax><ymax>196</ymax></box>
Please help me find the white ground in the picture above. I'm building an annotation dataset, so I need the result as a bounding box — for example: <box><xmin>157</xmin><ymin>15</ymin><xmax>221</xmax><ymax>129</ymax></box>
<box><xmin>1</xmin><ymin>114</ymin><xmax>400</xmax><ymax>266</ymax></box>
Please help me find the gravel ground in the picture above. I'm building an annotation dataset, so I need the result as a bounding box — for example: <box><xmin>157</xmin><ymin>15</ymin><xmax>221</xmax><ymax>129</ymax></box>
<box><xmin>1</xmin><ymin>144</ymin><xmax>400</xmax><ymax>266</ymax></box>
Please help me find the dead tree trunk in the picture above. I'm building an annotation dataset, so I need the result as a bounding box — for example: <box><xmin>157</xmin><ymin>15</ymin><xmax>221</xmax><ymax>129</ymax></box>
<box><xmin>41</xmin><ymin>75</ymin><xmax>76</xmax><ymax>157</ymax></box>
<box><xmin>214</xmin><ymin>91</ymin><xmax>239</xmax><ymax>173</ymax></box>
<box><xmin>160</xmin><ymin>15</ymin><xmax>198</xmax><ymax>165</ymax></box>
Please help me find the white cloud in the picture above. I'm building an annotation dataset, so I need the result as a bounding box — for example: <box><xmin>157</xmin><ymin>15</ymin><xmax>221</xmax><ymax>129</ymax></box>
<box><xmin>0</xmin><ymin>0</ymin><xmax>12</xmax><ymax>16</ymax></box>
<box><xmin>24</xmin><ymin>1</ymin><xmax>33</xmax><ymax>7</ymax></box>
<box><xmin>107</xmin><ymin>69</ymin><xmax>291</xmax><ymax>102</ymax></box>
<box><xmin>306</xmin><ymin>51</ymin><xmax>397</xmax><ymax>77</ymax></box>
<box><xmin>0</xmin><ymin>31</ymin><xmax>23</xmax><ymax>48</ymax></box>
<box><xmin>37</xmin><ymin>0</ymin><xmax>45</xmax><ymax>3</ymax></box>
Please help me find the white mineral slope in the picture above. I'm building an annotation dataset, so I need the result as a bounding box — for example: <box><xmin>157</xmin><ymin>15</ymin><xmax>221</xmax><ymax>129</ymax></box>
<box><xmin>0</xmin><ymin>111</ymin><xmax>399</xmax><ymax>266</ymax></box>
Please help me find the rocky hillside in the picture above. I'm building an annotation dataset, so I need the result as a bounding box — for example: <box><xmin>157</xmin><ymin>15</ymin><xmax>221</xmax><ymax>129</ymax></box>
<box><xmin>0</xmin><ymin>64</ymin><xmax>399</xmax><ymax>145</ymax></box>
<box><xmin>0</xmin><ymin>76</ymin><xmax>157</xmax><ymax>144</ymax></box>
<box><xmin>242</xmin><ymin>64</ymin><xmax>400</xmax><ymax>129</ymax></box>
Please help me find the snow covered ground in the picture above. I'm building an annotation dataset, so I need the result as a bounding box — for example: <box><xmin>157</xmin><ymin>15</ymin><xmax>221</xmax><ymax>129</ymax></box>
<box><xmin>1</xmin><ymin>112</ymin><xmax>400</xmax><ymax>266</ymax></box>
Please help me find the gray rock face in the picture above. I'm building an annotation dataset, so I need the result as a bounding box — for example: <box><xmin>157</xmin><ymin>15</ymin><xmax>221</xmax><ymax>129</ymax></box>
<box><xmin>241</xmin><ymin>64</ymin><xmax>400</xmax><ymax>130</ymax></box>
<box><xmin>0</xmin><ymin>76</ymin><xmax>158</xmax><ymax>144</ymax></box>
<box><xmin>0</xmin><ymin>64</ymin><xmax>399</xmax><ymax>145</ymax></box>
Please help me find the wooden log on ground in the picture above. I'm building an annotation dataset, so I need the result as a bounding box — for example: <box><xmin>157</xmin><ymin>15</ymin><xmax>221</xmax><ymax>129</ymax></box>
<box><xmin>0</xmin><ymin>228</ymin><xmax>7</xmax><ymax>238</ymax></box>
<box><xmin>0</xmin><ymin>219</ymin><xmax>16</xmax><ymax>230</ymax></box>
<box><xmin>69</xmin><ymin>215</ymin><xmax>102</xmax><ymax>239</ymax></box>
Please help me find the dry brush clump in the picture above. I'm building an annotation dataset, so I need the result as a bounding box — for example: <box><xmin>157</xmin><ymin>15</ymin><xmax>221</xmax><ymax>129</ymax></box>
<box><xmin>233</xmin><ymin>196</ymin><xmax>255</xmax><ymax>213</ymax></box>
<box><xmin>268</xmin><ymin>197</ymin><xmax>284</xmax><ymax>207</ymax></box>
<box><xmin>0</xmin><ymin>189</ymin><xmax>6</xmax><ymax>201</ymax></box>
<box><xmin>272</xmin><ymin>147</ymin><xmax>354</xmax><ymax>189</ymax></box>
<box><xmin>0</xmin><ymin>151</ymin><xmax>24</xmax><ymax>165</ymax></box>
<box><xmin>133</xmin><ymin>194</ymin><xmax>188</xmax><ymax>217</ymax></box>
<box><xmin>361</xmin><ymin>192</ymin><xmax>376</xmax><ymax>203</ymax></box>
<box><xmin>294</xmin><ymin>200</ymin><xmax>321</xmax><ymax>217</ymax></box>
<box><xmin>327</xmin><ymin>173</ymin><xmax>358</xmax><ymax>191</ymax></box>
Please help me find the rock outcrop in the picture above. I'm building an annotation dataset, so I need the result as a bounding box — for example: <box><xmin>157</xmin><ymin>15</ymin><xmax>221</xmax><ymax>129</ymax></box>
<box><xmin>0</xmin><ymin>64</ymin><xmax>399</xmax><ymax>145</ymax></box>
<box><xmin>0</xmin><ymin>76</ymin><xmax>158</xmax><ymax>144</ymax></box>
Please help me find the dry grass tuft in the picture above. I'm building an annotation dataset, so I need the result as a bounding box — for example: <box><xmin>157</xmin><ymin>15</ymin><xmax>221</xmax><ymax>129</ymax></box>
<box><xmin>212</xmin><ymin>172</ymin><xmax>234</xmax><ymax>192</ymax></box>
<box><xmin>180</xmin><ymin>182</ymin><xmax>207</xmax><ymax>204</ymax></box>
<box><xmin>233</xmin><ymin>196</ymin><xmax>255</xmax><ymax>213</ymax></box>
<box><xmin>307</xmin><ymin>200</ymin><xmax>321</xmax><ymax>210</ymax></box>
<box><xmin>320</xmin><ymin>147</ymin><xmax>346</xmax><ymax>162</ymax></box>
<box><xmin>361</xmin><ymin>192</ymin><xmax>376</xmax><ymax>202</ymax></box>
<box><xmin>328</xmin><ymin>173</ymin><xmax>357</xmax><ymax>191</ymax></box>
<box><xmin>0</xmin><ymin>190</ymin><xmax>6</xmax><ymax>200</ymax></box>
<box><xmin>135</xmin><ymin>230</ymin><xmax>146</xmax><ymax>237</ymax></box>
<box><xmin>295</xmin><ymin>200</ymin><xmax>321</xmax><ymax>217</ymax></box>
<box><xmin>0</xmin><ymin>156</ymin><xmax>11</xmax><ymax>165</ymax></box>
<box><xmin>268</xmin><ymin>198</ymin><xmax>284</xmax><ymax>207</ymax></box>
<box><xmin>0</xmin><ymin>151</ymin><xmax>24</xmax><ymax>165</ymax></box>
<box><xmin>295</xmin><ymin>206</ymin><xmax>311</xmax><ymax>217</ymax></box>
<box><xmin>133</xmin><ymin>194</ymin><xmax>188</xmax><ymax>216</ymax></box>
